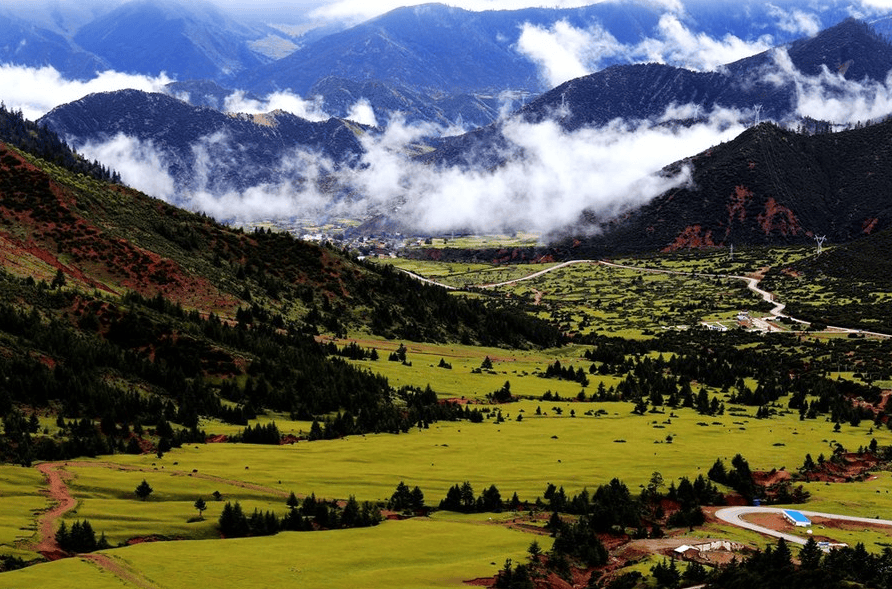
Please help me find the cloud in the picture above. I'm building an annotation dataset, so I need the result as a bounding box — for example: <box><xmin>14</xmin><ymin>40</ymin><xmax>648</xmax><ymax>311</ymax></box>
<box><xmin>641</xmin><ymin>15</ymin><xmax>775</xmax><ymax>70</ymax></box>
<box><xmin>517</xmin><ymin>20</ymin><xmax>623</xmax><ymax>88</ymax></box>
<box><xmin>766</xmin><ymin>47</ymin><xmax>892</xmax><ymax>124</ymax></box>
<box><xmin>78</xmin><ymin>134</ymin><xmax>177</xmax><ymax>201</ymax></box>
<box><xmin>347</xmin><ymin>98</ymin><xmax>379</xmax><ymax>127</ymax></box>
<box><xmin>856</xmin><ymin>0</ymin><xmax>892</xmax><ymax>13</ymax></box>
<box><xmin>314</xmin><ymin>106</ymin><xmax>747</xmax><ymax>234</ymax></box>
<box><xmin>767</xmin><ymin>4</ymin><xmax>821</xmax><ymax>37</ymax></box>
<box><xmin>516</xmin><ymin>14</ymin><xmax>775</xmax><ymax>87</ymax></box>
<box><xmin>222</xmin><ymin>90</ymin><xmax>330</xmax><ymax>121</ymax></box>
<box><xmin>0</xmin><ymin>64</ymin><xmax>173</xmax><ymax>120</ymax></box>
<box><xmin>72</xmin><ymin>102</ymin><xmax>746</xmax><ymax>236</ymax></box>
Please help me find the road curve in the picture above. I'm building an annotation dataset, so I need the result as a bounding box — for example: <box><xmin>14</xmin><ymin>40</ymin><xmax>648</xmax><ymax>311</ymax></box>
<box><xmin>714</xmin><ymin>506</ymin><xmax>892</xmax><ymax>545</ymax></box>
<box><xmin>398</xmin><ymin>258</ymin><xmax>890</xmax><ymax>338</ymax></box>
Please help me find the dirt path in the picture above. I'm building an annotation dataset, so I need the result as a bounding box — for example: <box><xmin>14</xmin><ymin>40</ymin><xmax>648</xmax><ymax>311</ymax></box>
<box><xmin>33</xmin><ymin>460</ymin><xmax>290</xmax><ymax>557</ymax></box>
<box><xmin>34</xmin><ymin>462</ymin><xmax>77</xmax><ymax>559</ymax></box>
<box><xmin>31</xmin><ymin>459</ymin><xmax>295</xmax><ymax>586</ymax></box>
<box><xmin>82</xmin><ymin>553</ymin><xmax>160</xmax><ymax>589</ymax></box>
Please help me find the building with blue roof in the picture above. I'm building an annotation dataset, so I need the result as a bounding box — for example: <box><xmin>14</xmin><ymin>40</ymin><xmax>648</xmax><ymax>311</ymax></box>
<box><xmin>783</xmin><ymin>509</ymin><xmax>811</xmax><ymax>527</ymax></box>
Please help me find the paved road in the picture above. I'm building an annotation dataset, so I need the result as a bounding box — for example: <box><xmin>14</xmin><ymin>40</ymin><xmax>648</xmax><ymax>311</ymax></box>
<box><xmin>714</xmin><ymin>506</ymin><xmax>892</xmax><ymax>545</ymax></box>
<box><xmin>400</xmin><ymin>258</ymin><xmax>890</xmax><ymax>338</ymax></box>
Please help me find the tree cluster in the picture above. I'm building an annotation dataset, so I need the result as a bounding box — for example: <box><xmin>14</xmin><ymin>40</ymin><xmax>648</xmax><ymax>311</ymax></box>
<box><xmin>219</xmin><ymin>494</ymin><xmax>381</xmax><ymax>539</ymax></box>
<box><xmin>55</xmin><ymin>520</ymin><xmax>110</xmax><ymax>553</ymax></box>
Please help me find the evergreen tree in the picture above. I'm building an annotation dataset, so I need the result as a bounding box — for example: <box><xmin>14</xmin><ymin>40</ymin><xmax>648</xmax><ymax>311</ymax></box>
<box><xmin>135</xmin><ymin>479</ymin><xmax>153</xmax><ymax>501</ymax></box>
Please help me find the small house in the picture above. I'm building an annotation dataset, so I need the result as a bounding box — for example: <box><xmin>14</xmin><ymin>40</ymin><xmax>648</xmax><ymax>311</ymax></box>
<box><xmin>783</xmin><ymin>509</ymin><xmax>811</xmax><ymax>527</ymax></box>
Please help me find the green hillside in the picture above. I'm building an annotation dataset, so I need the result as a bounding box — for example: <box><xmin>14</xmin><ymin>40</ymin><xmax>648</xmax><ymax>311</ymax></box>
<box><xmin>0</xmin><ymin>114</ymin><xmax>561</xmax><ymax>465</ymax></box>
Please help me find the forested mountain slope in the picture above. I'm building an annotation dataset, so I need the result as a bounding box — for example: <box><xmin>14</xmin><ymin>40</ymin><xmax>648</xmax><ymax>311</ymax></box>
<box><xmin>566</xmin><ymin>119</ymin><xmax>892</xmax><ymax>253</ymax></box>
<box><xmin>0</xmin><ymin>113</ymin><xmax>561</xmax><ymax>463</ymax></box>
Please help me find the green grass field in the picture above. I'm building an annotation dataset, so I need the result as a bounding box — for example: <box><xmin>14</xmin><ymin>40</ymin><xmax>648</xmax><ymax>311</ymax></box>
<box><xmin>18</xmin><ymin>400</ymin><xmax>886</xmax><ymax>544</ymax></box>
<box><xmin>0</xmin><ymin>466</ymin><xmax>47</xmax><ymax>559</ymax></box>
<box><xmin>3</xmin><ymin>518</ymin><xmax>539</xmax><ymax>589</ymax></box>
<box><xmin>2</xmin><ymin>398</ymin><xmax>891</xmax><ymax>585</ymax></box>
<box><xmin>5</xmin><ymin>245</ymin><xmax>892</xmax><ymax>587</ymax></box>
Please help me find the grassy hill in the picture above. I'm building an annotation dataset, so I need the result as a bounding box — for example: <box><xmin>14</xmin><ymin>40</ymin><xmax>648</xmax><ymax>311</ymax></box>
<box><xmin>762</xmin><ymin>226</ymin><xmax>892</xmax><ymax>333</ymax></box>
<box><xmin>0</xmin><ymin>115</ymin><xmax>562</xmax><ymax>464</ymax></box>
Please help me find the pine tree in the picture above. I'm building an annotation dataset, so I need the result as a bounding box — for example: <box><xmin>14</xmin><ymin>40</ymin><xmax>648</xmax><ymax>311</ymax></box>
<box><xmin>135</xmin><ymin>479</ymin><xmax>153</xmax><ymax>501</ymax></box>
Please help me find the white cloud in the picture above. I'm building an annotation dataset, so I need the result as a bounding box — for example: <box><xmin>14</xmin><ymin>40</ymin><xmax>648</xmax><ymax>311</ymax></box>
<box><xmin>0</xmin><ymin>64</ymin><xmax>173</xmax><ymax>120</ymax></box>
<box><xmin>78</xmin><ymin>134</ymin><xmax>176</xmax><ymax>201</ymax></box>
<box><xmin>334</xmin><ymin>106</ymin><xmax>746</xmax><ymax>234</ymax></box>
<box><xmin>516</xmin><ymin>14</ymin><xmax>775</xmax><ymax>87</ymax></box>
<box><xmin>766</xmin><ymin>47</ymin><xmax>892</xmax><ymax>124</ymax></box>
<box><xmin>767</xmin><ymin>4</ymin><xmax>821</xmax><ymax>37</ymax></box>
<box><xmin>222</xmin><ymin>89</ymin><xmax>330</xmax><ymax>121</ymax></box>
<box><xmin>858</xmin><ymin>0</ymin><xmax>892</xmax><ymax>12</ymax></box>
<box><xmin>643</xmin><ymin>15</ymin><xmax>775</xmax><ymax>70</ymax></box>
<box><xmin>72</xmin><ymin>103</ymin><xmax>746</xmax><ymax>235</ymax></box>
<box><xmin>517</xmin><ymin>20</ymin><xmax>623</xmax><ymax>88</ymax></box>
<box><xmin>347</xmin><ymin>98</ymin><xmax>379</xmax><ymax>127</ymax></box>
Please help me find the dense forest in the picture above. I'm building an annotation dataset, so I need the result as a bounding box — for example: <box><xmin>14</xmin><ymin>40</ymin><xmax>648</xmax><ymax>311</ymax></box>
<box><xmin>0</xmin><ymin>104</ymin><xmax>119</xmax><ymax>183</ymax></box>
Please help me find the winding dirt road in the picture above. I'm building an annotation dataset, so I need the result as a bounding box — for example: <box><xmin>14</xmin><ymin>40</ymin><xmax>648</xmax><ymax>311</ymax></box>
<box><xmin>31</xmin><ymin>460</ymin><xmax>292</xmax><ymax>586</ymax></box>
<box><xmin>34</xmin><ymin>463</ymin><xmax>76</xmax><ymax>559</ymax></box>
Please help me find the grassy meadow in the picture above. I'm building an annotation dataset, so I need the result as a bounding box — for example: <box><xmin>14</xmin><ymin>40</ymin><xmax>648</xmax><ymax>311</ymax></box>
<box><xmin>3</xmin><ymin>518</ymin><xmax>540</xmax><ymax>589</ymax></box>
<box><xmin>4</xmin><ymin>246</ymin><xmax>892</xmax><ymax>587</ymax></box>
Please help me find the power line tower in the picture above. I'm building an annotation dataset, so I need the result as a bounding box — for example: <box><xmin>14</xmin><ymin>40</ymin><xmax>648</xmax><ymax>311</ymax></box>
<box><xmin>753</xmin><ymin>104</ymin><xmax>763</xmax><ymax>127</ymax></box>
<box><xmin>729</xmin><ymin>243</ymin><xmax>734</xmax><ymax>262</ymax></box>
<box><xmin>814</xmin><ymin>235</ymin><xmax>826</xmax><ymax>254</ymax></box>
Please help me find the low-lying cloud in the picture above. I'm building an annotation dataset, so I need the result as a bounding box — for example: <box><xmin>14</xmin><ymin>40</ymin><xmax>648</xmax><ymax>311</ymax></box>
<box><xmin>222</xmin><ymin>90</ymin><xmax>330</xmax><ymax>121</ymax></box>
<box><xmin>766</xmin><ymin>47</ymin><xmax>892</xmax><ymax>124</ymax></box>
<box><xmin>76</xmin><ymin>104</ymin><xmax>748</xmax><ymax>235</ymax></box>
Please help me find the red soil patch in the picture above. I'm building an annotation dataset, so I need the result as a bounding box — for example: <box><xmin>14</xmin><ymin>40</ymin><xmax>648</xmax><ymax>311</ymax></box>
<box><xmin>757</xmin><ymin>197</ymin><xmax>802</xmax><ymax>236</ymax></box>
<box><xmin>727</xmin><ymin>185</ymin><xmax>753</xmax><ymax>225</ymax></box>
<box><xmin>662</xmin><ymin>225</ymin><xmax>717</xmax><ymax>252</ymax></box>
<box><xmin>753</xmin><ymin>469</ymin><xmax>792</xmax><ymax>486</ymax></box>
<box><xmin>802</xmin><ymin>452</ymin><xmax>881</xmax><ymax>483</ymax></box>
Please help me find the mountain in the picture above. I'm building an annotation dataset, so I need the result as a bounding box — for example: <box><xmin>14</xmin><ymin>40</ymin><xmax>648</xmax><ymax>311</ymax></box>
<box><xmin>0</xmin><ymin>115</ymin><xmax>562</xmax><ymax>460</ymax></box>
<box><xmin>37</xmin><ymin>89</ymin><xmax>368</xmax><ymax>194</ymax></box>
<box><xmin>72</xmin><ymin>0</ymin><xmax>269</xmax><ymax>80</ymax></box>
<box><xmin>236</xmin><ymin>1</ymin><xmax>864</xmax><ymax>99</ymax></box>
<box><xmin>565</xmin><ymin>120</ymin><xmax>892</xmax><ymax>253</ymax></box>
<box><xmin>307</xmin><ymin>77</ymin><xmax>502</xmax><ymax>129</ymax></box>
<box><xmin>530</xmin><ymin>18</ymin><xmax>892</xmax><ymax>129</ymax></box>
<box><xmin>0</xmin><ymin>12</ymin><xmax>107</xmax><ymax>79</ymax></box>
<box><xmin>424</xmin><ymin>18</ymin><xmax>892</xmax><ymax>168</ymax></box>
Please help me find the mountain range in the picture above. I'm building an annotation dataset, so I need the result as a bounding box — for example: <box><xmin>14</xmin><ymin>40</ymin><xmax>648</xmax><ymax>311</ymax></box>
<box><xmin>12</xmin><ymin>2</ymin><xmax>892</xmax><ymax>256</ymax></box>
<box><xmin>1</xmin><ymin>0</ymin><xmax>879</xmax><ymax>128</ymax></box>
<box><xmin>424</xmin><ymin>18</ymin><xmax>892</xmax><ymax>169</ymax></box>
<box><xmin>38</xmin><ymin>89</ymin><xmax>368</xmax><ymax>196</ymax></box>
